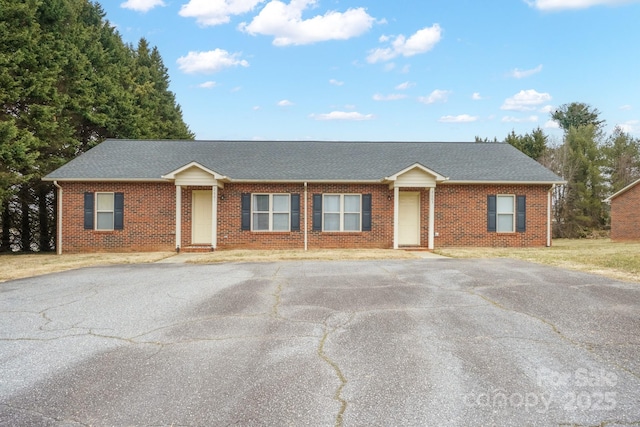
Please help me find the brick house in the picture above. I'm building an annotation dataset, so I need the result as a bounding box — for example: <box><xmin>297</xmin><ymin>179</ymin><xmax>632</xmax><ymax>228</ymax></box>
<box><xmin>605</xmin><ymin>178</ymin><xmax>640</xmax><ymax>241</ymax></box>
<box><xmin>43</xmin><ymin>139</ymin><xmax>564</xmax><ymax>254</ymax></box>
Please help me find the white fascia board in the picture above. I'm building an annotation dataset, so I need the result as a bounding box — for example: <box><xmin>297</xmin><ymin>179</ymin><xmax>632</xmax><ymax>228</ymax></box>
<box><xmin>161</xmin><ymin>161</ymin><xmax>227</xmax><ymax>181</ymax></box>
<box><xmin>384</xmin><ymin>163</ymin><xmax>448</xmax><ymax>182</ymax></box>
<box><xmin>226</xmin><ymin>179</ymin><xmax>384</xmax><ymax>184</ymax></box>
<box><xmin>42</xmin><ymin>177</ymin><xmax>169</xmax><ymax>182</ymax></box>
<box><xmin>443</xmin><ymin>180</ymin><xmax>567</xmax><ymax>185</ymax></box>
<box><xmin>604</xmin><ymin>178</ymin><xmax>640</xmax><ymax>202</ymax></box>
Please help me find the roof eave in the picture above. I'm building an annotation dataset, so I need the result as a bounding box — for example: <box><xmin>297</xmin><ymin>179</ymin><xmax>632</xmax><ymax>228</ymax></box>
<box><xmin>444</xmin><ymin>180</ymin><xmax>567</xmax><ymax>185</ymax></box>
<box><xmin>604</xmin><ymin>178</ymin><xmax>640</xmax><ymax>202</ymax></box>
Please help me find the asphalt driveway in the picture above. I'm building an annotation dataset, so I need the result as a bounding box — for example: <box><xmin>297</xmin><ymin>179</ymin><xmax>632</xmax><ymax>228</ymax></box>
<box><xmin>1</xmin><ymin>258</ymin><xmax>639</xmax><ymax>426</ymax></box>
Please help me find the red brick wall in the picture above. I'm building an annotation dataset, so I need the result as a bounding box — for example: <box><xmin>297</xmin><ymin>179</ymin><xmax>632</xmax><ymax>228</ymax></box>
<box><xmin>58</xmin><ymin>181</ymin><xmax>551</xmax><ymax>252</ymax></box>
<box><xmin>59</xmin><ymin>182</ymin><xmax>176</xmax><ymax>253</ymax></box>
<box><xmin>610</xmin><ymin>182</ymin><xmax>640</xmax><ymax>241</ymax></box>
<box><xmin>434</xmin><ymin>184</ymin><xmax>549</xmax><ymax>247</ymax></box>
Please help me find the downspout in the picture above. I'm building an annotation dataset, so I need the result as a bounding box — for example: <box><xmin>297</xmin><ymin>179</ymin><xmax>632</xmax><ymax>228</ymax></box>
<box><xmin>53</xmin><ymin>181</ymin><xmax>62</xmax><ymax>255</ymax></box>
<box><xmin>547</xmin><ymin>184</ymin><xmax>554</xmax><ymax>247</ymax></box>
<box><xmin>304</xmin><ymin>182</ymin><xmax>308</xmax><ymax>251</ymax></box>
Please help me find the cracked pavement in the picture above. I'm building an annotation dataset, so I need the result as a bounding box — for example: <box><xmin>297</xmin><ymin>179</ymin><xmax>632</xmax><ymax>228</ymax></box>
<box><xmin>1</xmin><ymin>258</ymin><xmax>639</xmax><ymax>426</ymax></box>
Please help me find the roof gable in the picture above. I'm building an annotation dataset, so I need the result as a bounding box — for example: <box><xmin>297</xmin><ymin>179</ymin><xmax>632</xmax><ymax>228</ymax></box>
<box><xmin>605</xmin><ymin>178</ymin><xmax>640</xmax><ymax>202</ymax></box>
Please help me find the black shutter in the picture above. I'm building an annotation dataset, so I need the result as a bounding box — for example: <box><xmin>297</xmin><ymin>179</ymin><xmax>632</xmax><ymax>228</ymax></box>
<box><xmin>487</xmin><ymin>195</ymin><xmax>497</xmax><ymax>232</ymax></box>
<box><xmin>290</xmin><ymin>194</ymin><xmax>300</xmax><ymax>231</ymax></box>
<box><xmin>312</xmin><ymin>194</ymin><xmax>322</xmax><ymax>231</ymax></box>
<box><xmin>241</xmin><ymin>193</ymin><xmax>251</xmax><ymax>230</ymax></box>
<box><xmin>114</xmin><ymin>193</ymin><xmax>124</xmax><ymax>230</ymax></box>
<box><xmin>84</xmin><ymin>192</ymin><xmax>94</xmax><ymax>230</ymax></box>
<box><xmin>516</xmin><ymin>195</ymin><xmax>526</xmax><ymax>232</ymax></box>
<box><xmin>362</xmin><ymin>194</ymin><xmax>372</xmax><ymax>231</ymax></box>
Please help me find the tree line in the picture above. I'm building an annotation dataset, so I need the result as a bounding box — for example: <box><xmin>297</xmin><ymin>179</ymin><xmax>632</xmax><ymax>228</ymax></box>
<box><xmin>1</xmin><ymin>0</ymin><xmax>193</xmax><ymax>252</ymax></box>
<box><xmin>478</xmin><ymin>102</ymin><xmax>640</xmax><ymax>238</ymax></box>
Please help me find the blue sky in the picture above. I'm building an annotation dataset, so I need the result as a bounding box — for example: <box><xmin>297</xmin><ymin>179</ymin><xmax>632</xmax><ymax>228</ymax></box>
<box><xmin>104</xmin><ymin>0</ymin><xmax>640</xmax><ymax>142</ymax></box>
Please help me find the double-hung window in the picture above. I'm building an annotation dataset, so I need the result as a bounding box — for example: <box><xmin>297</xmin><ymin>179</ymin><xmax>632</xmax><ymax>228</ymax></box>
<box><xmin>252</xmin><ymin>194</ymin><xmax>290</xmax><ymax>231</ymax></box>
<box><xmin>323</xmin><ymin>194</ymin><xmax>361</xmax><ymax>232</ymax></box>
<box><xmin>496</xmin><ymin>195</ymin><xmax>515</xmax><ymax>233</ymax></box>
<box><xmin>488</xmin><ymin>194</ymin><xmax>525</xmax><ymax>233</ymax></box>
<box><xmin>84</xmin><ymin>192</ymin><xmax>124</xmax><ymax>230</ymax></box>
<box><xmin>96</xmin><ymin>192</ymin><xmax>115</xmax><ymax>230</ymax></box>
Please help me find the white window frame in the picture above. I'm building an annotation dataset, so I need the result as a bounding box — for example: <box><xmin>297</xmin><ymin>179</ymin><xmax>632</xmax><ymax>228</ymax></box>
<box><xmin>95</xmin><ymin>192</ymin><xmax>115</xmax><ymax>231</ymax></box>
<box><xmin>322</xmin><ymin>194</ymin><xmax>362</xmax><ymax>232</ymax></box>
<box><xmin>251</xmin><ymin>193</ymin><xmax>291</xmax><ymax>232</ymax></box>
<box><xmin>496</xmin><ymin>194</ymin><xmax>515</xmax><ymax>233</ymax></box>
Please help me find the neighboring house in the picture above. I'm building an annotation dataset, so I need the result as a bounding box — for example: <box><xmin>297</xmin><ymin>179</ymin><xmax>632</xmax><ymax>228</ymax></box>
<box><xmin>605</xmin><ymin>178</ymin><xmax>640</xmax><ymax>241</ymax></box>
<box><xmin>43</xmin><ymin>139</ymin><xmax>564</xmax><ymax>254</ymax></box>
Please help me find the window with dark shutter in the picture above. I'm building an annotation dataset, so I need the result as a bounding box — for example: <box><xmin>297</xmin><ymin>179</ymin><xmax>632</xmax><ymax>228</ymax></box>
<box><xmin>291</xmin><ymin>194</ymin><xmax>300</xmax><ymax>231</ymax></box>
<box><xmin>84</xmin><ymin>192</ymin><xmax>94</xmax><ymax>230</ymax></box>
<box><xmin>487</xmin><ymin>195</ymin><xmax>497</xmax><ymax>232</ymax></box>
<box><xmin>516</xmin><ymin>195</ymin><xmax>526</xmax><ymax>232</ymax></box>
<box><xmin>114</xmin><ymin>193</ymin><xmax>124</xmax><ymax>230</ymax></box>
<box><xmin>241</xmin><ymin>193</ymin><xmax>251</xmax><ymax>230</ymax></box>
<box><xmin>312</xmin><ymin>194</ymin><xmax>322</xmax><ymax>231</ymax></box>
<box><xmin>362</xmin><ymin>194</ymin><xmax>372</xmax><ymax>231</ymax></box>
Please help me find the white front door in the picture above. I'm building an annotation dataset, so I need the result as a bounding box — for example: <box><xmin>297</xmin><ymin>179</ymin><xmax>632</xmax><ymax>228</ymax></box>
<box><xmin>399</xmin><ymin>192</ymin><xmax>420</xmax><ymax>246</ymax></box>
<box><xmin>192</xmin><ymin>190</ymin><xmax>212</xmax><ymax>244</ymax></box>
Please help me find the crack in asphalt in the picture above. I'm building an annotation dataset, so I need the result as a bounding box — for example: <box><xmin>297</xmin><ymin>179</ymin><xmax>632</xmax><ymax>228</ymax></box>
<box><xmin>317</xmin><ymin>312</ymin><xmax>354</xmax><ymax>427</ymax></box>
<box><xmin>467</xmin><ymin>286</ymin><xmax>640</xmax><ymax>381</ymax></box>
<box><xmin>0</xmin><ymin>403</ymin><xmax>89</xmax><ymax>426</ymax></box>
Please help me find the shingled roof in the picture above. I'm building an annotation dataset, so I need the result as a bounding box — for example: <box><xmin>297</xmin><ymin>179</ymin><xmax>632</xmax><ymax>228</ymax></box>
<box><xmin>44</xmin><ymin>139</ymin><xmax>563</xmax><ymax>183</ymax></box>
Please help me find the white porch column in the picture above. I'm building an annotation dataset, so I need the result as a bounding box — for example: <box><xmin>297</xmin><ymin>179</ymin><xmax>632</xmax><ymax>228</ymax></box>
<box><xmin>212</xmin><ymin>186</ymin><xmax>218</xmax><ymax>249</ymax></box>
<box><xmin>393</xmin><ymin>186</ymin><xmax>400</xmax><ymax>249</ymax></box>
<box><xmin>175</xmin><ymin>185</ymin><xmax>181</xmax><ymax>250</ymax></box>
<box><xmin>428</xmin><ymin>187</ymin><xmax>435</xmax><ymax>250</ymax></box>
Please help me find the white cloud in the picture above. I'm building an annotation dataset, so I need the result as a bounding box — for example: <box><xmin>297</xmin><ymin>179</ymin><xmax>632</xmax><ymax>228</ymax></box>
<box><xmin>526</xmin><ymin>0</ymin><xmax>640</xmax><ymax>11</ymax></box>
<box><xmin>177</xmin><ymin>49</ymin><xmax>249</xmax><ymax>74</ymax></box>
<box><xmin>240</xmin><ymin>0</ymin><xmax>375</xmax><ymax>46</ymax></box>
<box><xmin>366</xmin><ymin>24</ymin><xmax>442</xmax><ymax>63</ymax></box>
<box><xmin>509</xmin><ymin>64</ymin><xmax>543</xmax><ymax>79</ymax></box>
<box><xmin>372</xmin><ymin>93</ymin><xmax>407</xmax><ymax>101</ymax></box>
<box><xmin>253</xmin><ymin>106</ymin><xmax>261</xmax><ymax>111</ymax></box>
<box><xmin>179</xmin><ymin>0</ymin><xmax>265</xmax><ymax>26</ymax></box>
<box><xmin>617</xmin><ymin>120</ymin><xmax>639</xmax><ymax>133</ymax></box>
<box><xmin>418</xmin><ymin>89</ymin><xmax>451</xmax><ymax>104</ymax></box>
<box><xmin>309</xmin><ymin>111</ymin><xmax>374</xmax><ymax>121</ymax></box>
<box><xmin>540</xmin><ymin>104</ymin><xmax>555</xmax><ymax>113</ymax></box>
<box><xmin>383</xmin><ymin>63</ymin><xmax>396</xmax><ymax>72</ymax></box>
<box><xmin>472</xmin><ymin>92</ymin><xmax>483</xmax><ymax>100</ymax></box>
<box><xmin>121</xmin><ymin>0</ymin><xmax>165</xmax><ymax>12</ymax></box>
<box><xmin>198</xmin><ymin>81</ymin><xmax>217</xmax><ymax>88</ymax></box>
<box><xmin>502</xmin><ymin>115</ymin><xmax>539</xmax><ymax>123</ymax></box>
<box><xmin>395</xmin><ymin>81</ymin><xmax>415</xmax><ymax>90</ymax></box>
<box><xmin>501</xmin><ymin>89</ymin><xmax>552</xmax><ymax>111</ymax></box>
<box><xmin>277</xmin><ymin>99</ymin><xmax>294</xmax><ymax>106</ymax></box>
<box><xmin>544</xmin><ymin>119</ymin><xmax>561</xmax><ymax>129</ymax></box>
<box><xmin>620</xmin><ymin>104</ymin><xmax>633</xmax><ymax>110</ymax></box>
<box><xmin>438</xmin><ymin>115</ymin><xmax>478</xmax><ymax>123</ymax></box>
<box><xmin>329</xmin><ymin>79</ymin><xmax>344</xmax><ymax>86</ymax></box>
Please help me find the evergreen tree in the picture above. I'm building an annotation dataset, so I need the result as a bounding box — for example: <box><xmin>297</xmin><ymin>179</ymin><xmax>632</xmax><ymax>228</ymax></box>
<box><xmin>0</xmin><ymin>0</ymin><xmax>194</xmax><ymax>251</ymax></box>
<box><xmin>602</xmin><ymin>127</ymin><xmax>640</xmax><ymax>193</ymax></box>
<box><xmin>504</xmin><ymin>127</ymin><xmax>547</xmax><ymax>160</ymax></box>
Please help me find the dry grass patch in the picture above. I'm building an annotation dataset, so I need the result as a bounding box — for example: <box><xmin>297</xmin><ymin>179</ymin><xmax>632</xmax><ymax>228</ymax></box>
<box><xmin>436</xmin><ymin>239</ymin><xmax>640</xmax><ymax>283</ymax></box>
<box><xmin>0</xmin><ymin>252</ymin><xmax>174</xmax><ymax>283</ymax></box>
<box><xmin>187</xmin><ymin>249</ymin><xmax>419</xmax><ymax>264</ymax></box>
